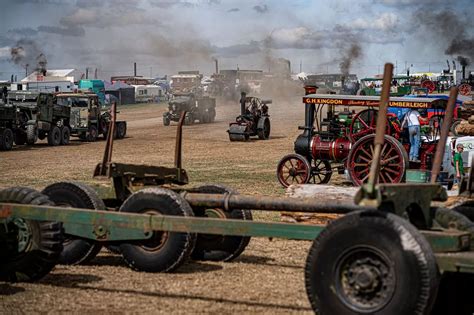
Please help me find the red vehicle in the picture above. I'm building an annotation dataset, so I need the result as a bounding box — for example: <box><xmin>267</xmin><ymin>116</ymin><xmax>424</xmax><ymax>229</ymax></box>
<box><xmin>276</xmin><ymin>88</ymin><xmax>451</xmax><ymax>187</ymax></box>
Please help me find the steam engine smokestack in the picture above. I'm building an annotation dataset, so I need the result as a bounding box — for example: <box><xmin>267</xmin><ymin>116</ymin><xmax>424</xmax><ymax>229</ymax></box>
<box><xmin>215</xmin><ymin>59</ymin><xmax>219</xmax><ymax>74</ymax></box>
<box><xmin>240</xmin><ymin>92</ymin><xmax>246</xmax><ymax>116</ymax></box>
<box><xmin>463</xmin><ymin>65</ymin><xmax>466</xmax><ymax>80</ymax></box>
<box><xmin>134</xmin><ymin>62</ymin><xmax>137</xmax><ymax>77</ymax></box>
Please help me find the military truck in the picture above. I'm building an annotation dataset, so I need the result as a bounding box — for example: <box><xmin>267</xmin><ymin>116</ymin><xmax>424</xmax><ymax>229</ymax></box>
<box><xmin>55</xmin><ymin>92</ymin><xmax>126</xmax><ymax>141</ymax></box>
<box><xmin>163</xmin><ymin>93</ymin><xmax>216</xmax><ymax>126</ymax></box>
<box><xmin>0</xmin><ymin>103</ymin><xmax>16</xmax><ymax>150</ymax></box>
<box><xmin>7</xmin><ymin>91</ymin><xmax>71</xmax><ymax>146</ymax></box>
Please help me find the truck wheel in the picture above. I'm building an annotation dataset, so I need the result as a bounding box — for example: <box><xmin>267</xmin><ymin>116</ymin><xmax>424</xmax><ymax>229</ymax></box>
<box><xmin>185</xmin><ymin>113</ymin><xmax>194</xmax><ymax>125</ymax></box>
<box><xmin>116</xmin><ymin>122</ymin><xmax>126</xmax><ymax>139</ymax></box>
<box><xmin>209</xmin><ymin>109</ymin><xmax>216</xmax><ymax>122</ymax></box>
<box><xmin>26</xmin><ymin>124</ymin><xmax>38</xmax><ymax>145</ymax></box>
<box><xmin>0</xmin><ymin>187</ymin><xmax>63</xmax><ymax>282</ymax></box>
<box><xmin>38</xmin><ymin>130</ymin><xmax>46</xmax><ymax>140</ymax></box>
<box><xmin>0</xmin><ymin>128</ymin><xmax>14</xmax><ymax>150</ymax></box>
<box><xmin>163</xmin><ymin>116</ymin><xmax>170</xmax><ymax>126</ymax></box>
<box><xmin>305</xmin><ymin>210</ymin><xmax>439</xmax><ymax>315</ymax></box>
<box><xmin>47</xmin><ymin>126</ymin><xmax>61</xmax><ymax>146</ymax></box>
<box><xmin>119</xmin><ymin>188</ymin><xmax>196</xmax><ymax>272</ymax></box>
<box><xmin>190</xmin><ymin>184</ymin><xmax>253</xmax><ymax>262</ymax></box>
<box><xmin>42</xmin><ymin>182</ymin><xmax>104</xmax><ymax>265</ymax></box>
<box><xmin>14</xmin><ymin>130</ymin><xmax>26</xmax><ymax>145</ymax></box>
<box><xmin>87</xmin><ymin>125</ymin><xmax>98</xmax><ymax>142</ymax></box>
<box><xmin>60</xmin><ymin>126</ymin><xmax>70</xmax><ymax>145</ymax></box>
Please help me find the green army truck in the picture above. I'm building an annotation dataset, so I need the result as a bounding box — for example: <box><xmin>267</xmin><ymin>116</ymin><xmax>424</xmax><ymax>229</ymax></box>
<box><xmin>0</xmin><ymin>103</ymin><xmax>16</xmax><ymax>150</ymax></box>
<box><xmin>55</xmin><ymin>92</ymin><xmax>126</xmax><ymax>141</ymax></box>
<box><xmin>7</xmin><ymin>91</ymin><xmax>71</xmax><ymax>146</ymax></box>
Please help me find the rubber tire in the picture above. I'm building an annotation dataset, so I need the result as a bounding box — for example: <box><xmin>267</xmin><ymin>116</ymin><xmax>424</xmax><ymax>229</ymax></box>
<box><xmin>0</xmin><ymin>128</ymin><xmax>14</xmax><ymax>150</ymax></box>
<box><xmin>14</xmin><ymin>130</ymin><xmax>26</xmax><ymax>145</ymax></box>
<box><xmin>0</xmin><ymin>187</ymin><xmax>63</xmax><ymax>282</ymax></box>
<box><xmin>116</xmin><ymin>122</ymin><xmax>126</xmax><ymax>139</ymax></box>
<box><xmin>163</xmin><ymin>116</ymin><xmax>170</xmax><ymax>126</ymax></box>
<box><xmin>190</xmin><ymin>184</ymin><xmax>253</xmax><ymax>262</ymax></box>
<box><xmin>257</xmin><ymin>117</ymin><xmax>271</xmax><ymax>140</ymax></box>
<box><xmin>305</xmin><ymin>210</ymin><xmax>439</xmax><ymax>315</ymax></box>
<box><xmin>42</xmin><ymin>182</ymin><xmax>104</xmax><ymax>265</ymax></box>
<box><xmin>87</xmin><ymin>125</ymin><xmax>98</xmax><ymax>142</ymax></box>
<box><xmin>119</xmin><ymin>188</ymin><xmax>196</xmax><ymax>272</ymax></box>
<box><xmin>47</xmin><ymin>126</ymin><xmax>61</xmax><ymax>146</ymax></box>
<box><xmin>26</xmin><ymin>124</ymin><xmax>38</xmax><ymax>145</ymax></box>
<box><xmin>60</xmin><ymin>126</ymin><xmax>70</xmax><ymax>145</ymax></box>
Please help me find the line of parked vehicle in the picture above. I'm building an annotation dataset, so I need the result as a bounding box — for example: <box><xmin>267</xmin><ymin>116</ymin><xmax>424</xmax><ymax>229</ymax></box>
<box><xmin>0</xmin><ymin>91</ymin><xmax>126</xmax><ymax>151</ymax></box>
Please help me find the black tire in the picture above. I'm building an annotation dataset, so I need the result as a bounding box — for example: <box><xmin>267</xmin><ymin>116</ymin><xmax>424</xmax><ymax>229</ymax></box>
<box><xmin>47</xmin><ymin>126</ymin><xmax>61</xmax><ymax>146</ymax></box>
<box><xmin>42</xmin><ymin>182</ymin><xmax>104</xmax><ymax>265</ymax></box>
<box><xmin>185</xmin><ymin>113</ymin><xmax>194</xmax><ymax>125</ymax></box>
<box><xmin>257</xmin><ymin>117</ymin><xmax>271</xmax><ymax>140</ymax></box>
<box><xmin>116</xmin><ymin>122</ymin><xmax>126</xmax><ymax>139</ymax></box>
<box><xmin>190</xmin><ymin>184</ymin><xmax>253</xmax><ymax>262</ymax></box>
<box><xmin>0</xmin><ymin>187</ymin><xmax>63</xmax><ymax>282</ymax></box>
<box><xmin>38</xmin><ymin>130</ymin><xmax>46</xmax><ymax>140</ymax></box>
<box><xmin>26</xmin><ymin>124</ymin><xmax>37</xmax><ymax>145</ymax></box>
<box><xmin>87</xmin><ymin>125</ymin><xmax>98</xmax><ymax>142</ymax></box>
<box><xmin>305</xmin><ymin>210</ymin><xmax>439</xmax><ymax>315</ymax></box>
<box><xmin>119</xmin><ymin>188</ymin><xmax>196</xmax><ymax>272</ymax></box>
<box><xmin>163</xmin><ymin>116</ymin><xmax>170</xmax><ymax>126</ymax></box>
<box><xmin>0</xmin><ymin>128</ymin><xmax>14</xmax><ymax>150</ymax></box>
<box><xmin>14</xmin><ymin>130</ymin><xmax>26</xmax><ymax>145</ymax></box>
<box><xmin>60</xmin><ymin>126</ymin><xmax>70</xmax><ymax>145</ymax></box>
<box><xmin>209</xmin><ymin>109</ymin><xmax>216</xmax><ymax>122</ymax></box>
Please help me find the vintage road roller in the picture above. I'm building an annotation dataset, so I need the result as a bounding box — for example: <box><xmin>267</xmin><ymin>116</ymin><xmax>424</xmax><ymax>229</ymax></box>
<box><xmin>227</xmin><ymin>92</ymin><xmax>271</xmax><ymax>141</ymax></box>
<box><xmin>3</xmin><ymin>65</ymin><xmax>474</xmax><ymax>314</ymax></box>
<box><xmin>276</xmin><ymin>84</ymin><xmax>453</xmax><ymax>187</ymax></box>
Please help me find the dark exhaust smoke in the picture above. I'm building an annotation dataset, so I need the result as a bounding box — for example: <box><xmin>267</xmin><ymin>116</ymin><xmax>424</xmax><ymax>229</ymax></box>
<box><xmin>10</xmin><ymin>39</ymin><xmax>47</xmax><ymax>76</ymax></box>
<box><xmin>339</xmin><ymin>43</ymin><xmax>362</xmax><ymax>76</ymax></box>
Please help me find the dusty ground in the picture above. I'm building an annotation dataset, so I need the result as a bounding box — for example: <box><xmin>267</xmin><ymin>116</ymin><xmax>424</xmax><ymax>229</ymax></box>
<box><xmin>0</xmin><ymin>96</ymin><xmax>348</xmax><ymax>313</ymax></box>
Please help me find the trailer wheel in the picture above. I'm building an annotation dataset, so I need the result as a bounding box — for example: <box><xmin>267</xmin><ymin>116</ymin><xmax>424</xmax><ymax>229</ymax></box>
<box><xmin>305</xmin><ymin>210</ymin><xmax>439</xmax><ymax>315</ymax></box>
<box><xmin>163</xmin><ymin>116</ymin><xmax>170</xmax><ymax>126</ymax></box>
<box><xmin>14</xmin><ymin>130</ymin><xmax>26</xmax><ymax>145</ymax></box>
<box><xmin>0</xmin><ymin>128</ymin><xmax>14</xmax><ymax>150</ymax></box>
<box><xmin>347</xmin><ymin>134</ymin><xmax>408</xmax><ymax>186</ymax></box>
<box><xmin>257</xmin><ymin>117</ymin><xmax>271</xmax><ymax>140</ymax></box>
<box><xmin>276</xmin><ymin>153</ymin><xmax>311</xmax><ymax>188</ymax></box>
<box><xmin>60</xmin><ymin>126</ymin><xmax>70</xmax><ymax>145</ymax></box>
<box><xmin>119</xmin><ymin>188</ymin><xmax>196</xmax><ymax>272</ymax></box>
<box><xmin>42</xmin><ymin>182</ymin><xmax>104</xmax><ymax>265</ymax></box>
<box><xmin>26</xmin><ymin>124</ymin><xmax>37</xmax><ymax>145</ymax></box>
<box><xmin>190</xmin><ymin>184</ymin><xmax>253</xmax><ymax>262</ymax></box>
<box><xmin>0</xmin><ymin>187</ymin><xmax>63</xmax><ymax>282</ymax></box>
<box><xmin>47</xmin><ymin>126</ymin><xmax>61</xmax><ymax>146</ymax></box>
<box><xmin>116</xmin><ymin>122</ymin><xmax>126</xmax><ymax>139</ymax></box>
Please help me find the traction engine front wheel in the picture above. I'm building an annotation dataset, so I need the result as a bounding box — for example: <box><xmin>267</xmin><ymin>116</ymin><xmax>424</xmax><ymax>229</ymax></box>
<box><xmin>276</xmin><ymin>154</ymin><xmax>311</xmax><ymax>188</ymax></box>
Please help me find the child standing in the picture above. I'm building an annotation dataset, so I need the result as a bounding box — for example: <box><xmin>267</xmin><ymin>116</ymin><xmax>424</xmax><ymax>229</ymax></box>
<box><xmin>454</xmin><ymin>143</ymin><xmax>465</xmax><ymax>184</ymax></box>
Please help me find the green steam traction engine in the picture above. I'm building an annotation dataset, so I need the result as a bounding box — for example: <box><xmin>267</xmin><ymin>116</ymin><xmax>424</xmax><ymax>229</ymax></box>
<box><xmin>3</xmin><ymin>65</ymin><xmax>474</xmax><ymax>314</ymax></box>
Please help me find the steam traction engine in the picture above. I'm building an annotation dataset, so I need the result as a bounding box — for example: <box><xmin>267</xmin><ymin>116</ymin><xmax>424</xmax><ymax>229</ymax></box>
<box><xmin>277</xmin><ymin>87</ymin><xmax>448</xmax><ymax>187</ymax></box>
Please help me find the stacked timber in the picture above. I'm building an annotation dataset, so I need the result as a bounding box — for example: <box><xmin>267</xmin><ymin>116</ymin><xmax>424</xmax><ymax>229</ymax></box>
<box><xmin>455</xmin><ymin>96</ymin><xmax>474</xmax><ymax>136</ymax></box>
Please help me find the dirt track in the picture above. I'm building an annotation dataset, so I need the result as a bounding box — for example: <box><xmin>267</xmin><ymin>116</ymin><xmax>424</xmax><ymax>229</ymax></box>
<box><xmin>0</xmin><ymin>96</ymin><xmax>344</xmax><ymax>313</ymax></box>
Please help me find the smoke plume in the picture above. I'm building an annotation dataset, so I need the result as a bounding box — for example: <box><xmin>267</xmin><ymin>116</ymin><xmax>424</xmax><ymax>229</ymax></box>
<box><xmin>339</xmin><ymin>43</ymin><xmax>362</xmax><ymax>76</ymax></box>
<box><xmin>10</xmin><ymin>39</ymin><xmax>48</xmax><ymax>74</ymax></box>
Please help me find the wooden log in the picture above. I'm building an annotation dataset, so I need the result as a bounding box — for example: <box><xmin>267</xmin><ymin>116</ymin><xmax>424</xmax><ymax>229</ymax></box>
<box><xmin>282</xmin><ymin>185</ymin><xmax>358</xmax><ymax>225</ymax></box>
<box><xmin>455</xmin><ymin>121</ymin><xmax>474</xmax><ymax>136</ymax></box>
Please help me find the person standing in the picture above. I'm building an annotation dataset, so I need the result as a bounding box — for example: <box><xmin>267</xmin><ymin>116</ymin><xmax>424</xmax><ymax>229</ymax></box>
<box><xmin>454</xmin><ymin>143</ymin><xmax>465</xmax><ymax>184</ymax></box>
<box><xmin>402</xmin><ymin>109</ymin><xmax>427</xmax><ymax>162</ymax></box>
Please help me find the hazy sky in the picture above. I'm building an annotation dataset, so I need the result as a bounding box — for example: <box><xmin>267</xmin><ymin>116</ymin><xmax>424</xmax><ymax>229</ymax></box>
<box><xmin>0</xmin><ymin>0</ymin><xmax>473</xmax><ymax>80</ymax></box>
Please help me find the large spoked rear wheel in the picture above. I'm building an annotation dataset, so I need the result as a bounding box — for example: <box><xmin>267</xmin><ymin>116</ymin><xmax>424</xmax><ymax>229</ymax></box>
<box><xmin>276</xmin><ymin>153</ymin><xmax>311</xmax><ymax>188</ymax></box>
<box><xmin>305</xmin><ymin>210</ymin><xmax>439</xmax><ymax>315</ymax></box>
<box><xmin>257</xmin><ymin>117</ymin><xmax>271</xmax><ymax>140</ymax></box>
<box><xmin>347</xmin><ymin>134</ymin><xmax>408</xmax><ymax>186</ymax></box>
<box><xmin>42</xmin><ymin>182</ymin><xmax>105</xmax><ymax>265</ymax></box>
<box><xmin>119</xmin><ymin>188</ymin><xmax>196</xmax><ymax>272</ymax></box>
<box><xmin>0</xmin><ymin>187</ymin><xmax>63</xmax><ymax>282</ymax></box>
<box><xmin>190</xmin><ymin>184</ymin><xmax>252</xmax><ymax>262</ymax></box>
